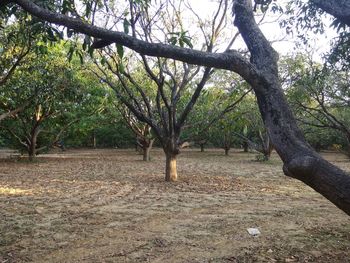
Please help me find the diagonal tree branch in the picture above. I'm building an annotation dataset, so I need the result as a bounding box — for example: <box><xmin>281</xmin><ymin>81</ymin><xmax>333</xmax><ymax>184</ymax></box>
<box><xmin>12</xmin><ymin>0</ymin><xmax>259</xmax><ymax>81</ymax></box>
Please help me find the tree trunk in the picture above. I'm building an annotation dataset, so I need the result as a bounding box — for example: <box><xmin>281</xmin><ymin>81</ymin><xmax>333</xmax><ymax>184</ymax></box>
<box><xmin>200</xmin><ymin>143</ymin><xmax>205</xmax><ymax>152</ymax></box>
<box><xmin>28</xmin><ymin>143</ymin><xmax>36</xmax><ymax>161</ymax></box>
<box><xmin>234</xmin><ymin>0</ymin><xmax>350</xmax><ymax>215</ymax></box>
<box><xmin>346</xmin><ymin>133</ymin><xmax>350</xmax><ymax>158</ymax></box>
<box><xmin>143</xmin><ymin>139</ymin><xmax>154</xmax><ymax>161</ymax></box>
<box><xmin>28</xmin><ymin>126</ymin><xmax>40</xmax><ymax>161</ymax></box>
<box><xmin>225</xmin><ymin>147</ymin><xmax>229</xmax><ymax>156</ymax></box>
<box><xmin>28</xmin><ymin>140</ymin><xmax>36</xmax><ymax>161</ymax></box>
<box><xmin>92</xmin><ymin>130</ymin><xmax>97</xmax><ymax>149</ymax></box>
<box><xmin>165</xmin><ymin>153</ymin><xmax>177</xmax><ymax>182</ymax></box>
<box><xmin>311</xmin><ymin>0</ymin><xmax>350</xmax><ymax>27</ymax></box>
<box><xmin>243</xmin><ymin>141</ymin><xmax>249</xmax><ymax>152</ymax></box>
<box><xmin>262</xmin><ymin>136</ymin><xmax>274</xmax><ymax>160</ymax></box>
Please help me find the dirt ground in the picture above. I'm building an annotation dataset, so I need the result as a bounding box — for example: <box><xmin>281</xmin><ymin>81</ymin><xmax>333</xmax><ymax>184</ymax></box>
<box><xmin>0</xmin><ymin>148</ymin><xmax>349</xmax><ymax>263</ymax></box>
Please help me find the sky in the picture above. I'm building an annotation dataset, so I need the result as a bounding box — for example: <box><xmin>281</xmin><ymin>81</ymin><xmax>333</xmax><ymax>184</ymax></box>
<box><xmin>186</xmin><ymin>0</ymin><xmax>338</xmax><ymax>60</ymax></box>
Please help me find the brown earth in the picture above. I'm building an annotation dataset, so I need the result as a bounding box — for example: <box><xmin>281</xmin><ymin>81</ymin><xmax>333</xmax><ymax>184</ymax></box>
<box><xmin>0</xmin><ymin>148</ymin><xmax>349</xmax><ymax>263</ymax></box>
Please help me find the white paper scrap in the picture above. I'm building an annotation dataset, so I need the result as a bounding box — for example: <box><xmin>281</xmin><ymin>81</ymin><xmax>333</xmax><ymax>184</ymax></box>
<box><xmin>247</xmin><ymin>228</ymin><xmax>261</xmax><ymax>236</ymax></box>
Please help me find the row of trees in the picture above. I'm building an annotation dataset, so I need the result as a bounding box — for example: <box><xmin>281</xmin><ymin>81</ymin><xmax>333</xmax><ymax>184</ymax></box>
<box><xmin>0</xmin><ymin>37</ymin><xmax>348</xmax><ymax>163</ymax></box>
<box><xmin>1</xmin><ymin>0</ymin><xmax>350</xmax><ymax>215</ymax></box>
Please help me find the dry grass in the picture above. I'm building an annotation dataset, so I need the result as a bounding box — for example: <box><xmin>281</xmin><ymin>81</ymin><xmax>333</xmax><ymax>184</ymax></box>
<box><xmin>0</xmin><ymin>148</ymin><xmax>349</xmax><ymax>263</ymax></box>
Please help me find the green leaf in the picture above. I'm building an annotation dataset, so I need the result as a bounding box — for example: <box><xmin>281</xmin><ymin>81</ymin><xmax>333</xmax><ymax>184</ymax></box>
<box><xmin>243</xmin><ymin>125</ymin><xmax>248</xmax><ymax>136</ymax></box>
<box><xmin>182</xmin><ymin>37</ymin><xmax>193</xmax><ymax>48</ymax></box>
<box><xmin>123</xmin><ymin>19</ymin><xmax>130</xmax><ymax>35</ymax></box>
<box><xmin>78</xmin><ymin>52</ymin><xmax>84</xmax><ymax>64</ymax></box>
<box><xmin>83</xmin><ymin>36</ymin><xmax>90</xmax><ymax>51</ymax></box>
<box><xmin>118</xmin><ymin>62</ymin><xmax>125</xmax><ymax>73</ymax></box>
<box><xmin>116</xmin><ymin>44</ymin><xmax>124</xmax><ymax>59</ymax></box>
<box><xmin>100</xmin><ymin>56</ymin><xmax>107</xmax><ymax>66</ymax></box>
<box><xmin>88</xmin><ymin>46</ymin><xmax>94</xmax><ymax>58</ymax></box>
<box><xmin>67</xmin><ymin>46</ymin><xmax>74</xmax><ymax>62</ymax></box>
<box><xmin>168</xmin><ymin>36</ymin><xmax>177</xmax><ymax>45</ymax></box>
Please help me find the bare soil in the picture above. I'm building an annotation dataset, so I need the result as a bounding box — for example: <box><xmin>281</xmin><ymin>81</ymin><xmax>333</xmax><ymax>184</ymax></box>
<box><xmin>0</xmin><ymin>148</ymin><xmax>349</xmax><ymax>263</ymax></box>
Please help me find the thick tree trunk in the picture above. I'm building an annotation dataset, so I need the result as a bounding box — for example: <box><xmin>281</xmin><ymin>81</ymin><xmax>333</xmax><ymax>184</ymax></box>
<box><xmin>28</xmin><ymin>144</ymin><xmax>36</xmax><ymax>161</ymax></box>
<box><xmin>28</xmin><ymin>141</ymin><xmax>36</xmax><ymax>161</ymax></box>
<box><xmin>253</xmin><ymin>77</ymin><xmax>350</xmax><ymax>215</ymax></box>
<box><xmin>28</xmin><ymin>127</ymin><xmax>40</xmax><ymax>161</ymax></box>
<box><xmin>165</xmin><ymin>153</ymin><xmax>177</xmax><ymax>182</ymax></box>
<box><xmin>200</xmin><ymin>143</ymin><xmax>205</xmax><ymax>152</ymax></box>
<box><xmin>311</xmin><ymin>0</ymin><xmax>350</xmax><ymax>27</ymax></box>
<box><xmin>234</xmin><ymin>0</ymin><xmax>350</xmax><ymax>215</ymax></box>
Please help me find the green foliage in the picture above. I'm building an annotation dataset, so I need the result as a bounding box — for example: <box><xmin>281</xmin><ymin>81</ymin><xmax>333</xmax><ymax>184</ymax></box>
<box><xmin>281</xmin><ymin>1</ymin><xmax>325</xmax><ymax>41</ymax></box>
<box><xmin>282</xmin><ymin>54</ymin><xmax>350</xmax><ymax>152</ymax></box>
<box><xmin>0</xmin><ymin>41</ymin><xmax>112</xmax><ymax>153</ymax></box>
<box><xmin>255</xmin><ymin>153</ymin><xmax>269</xmax><ymax>162</ymax></box>
<box><xmin>168</xmin><ymin>31</ymin><xmax>193</xmax><ymax>48</ymax></box>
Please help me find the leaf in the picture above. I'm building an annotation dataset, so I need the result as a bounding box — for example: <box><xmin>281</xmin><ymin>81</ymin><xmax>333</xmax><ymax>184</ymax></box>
<box><xmin>123</xmin><ymin>19</ymin><xmax>130</xmax><ymax>35</ymax></box>
<box><xmin>116</xmin><ymin>44</ymin><xmax>124</xmax><ymax>59</ymax></box>
<box><xmin>179</xmin><ymin>38</ymin><xmax>184</xmax><ymax>47</ymax></box>
<box><xmin>243</xmin><ymin>125</ymin><xmax>248</xmax><ymax>136</ymax></box>
<box><xmin>88</xmin><ymin>46</ymin><xmax>94</xmax><ymax>58</ymax></box>
<box><xmin>78</xmin><ymin>51</ymin><xmax>84</xmax><ymax>64</ymax></box>
<box><xmin>82</xmin><ymin>36</ymin><xmax>90</xmax><ymax>51</ymax></box>
<box><xmin>67</xmin><ymin>46</ymin><xmax>74</xmax><ymax>62</ymax></box>
<box><xmin>182</xmin><ymin>37</ymin><xmax>193</xmax><ymax>49</ymax></box>
<box><xmin>100</xmin><ymin>56</ymin><xmax>107</xmax><ymax>66</ymax></box>
<box><xmin>168</xmin><ymin>36</ymin><xmax>177</xmax><ymax>45</ymax></box>
<box><xmin>118</xmin><ymin>62</ymin><xmax>125</xmax><ymax>73</ymax></box>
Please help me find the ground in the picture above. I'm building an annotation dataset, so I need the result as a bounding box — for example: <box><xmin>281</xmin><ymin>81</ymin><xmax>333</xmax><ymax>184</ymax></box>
<box><xmin>0</xmin><ymin>148</ymin><xmax>349</xmax><ymax>263</ymax></box>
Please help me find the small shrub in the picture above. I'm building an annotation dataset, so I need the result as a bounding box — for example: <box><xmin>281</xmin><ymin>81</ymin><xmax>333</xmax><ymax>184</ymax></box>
<box><xmin>255</xmin><ymin>153</ymin><xmax>268</xmax><ymax>162</ymax></box>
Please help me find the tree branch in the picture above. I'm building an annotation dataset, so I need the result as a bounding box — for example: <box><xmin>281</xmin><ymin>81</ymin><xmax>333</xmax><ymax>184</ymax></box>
<box><xmin>12</xmin><ymin>0</ymin><xmax>258</xmax><ymax>81</ymax></box>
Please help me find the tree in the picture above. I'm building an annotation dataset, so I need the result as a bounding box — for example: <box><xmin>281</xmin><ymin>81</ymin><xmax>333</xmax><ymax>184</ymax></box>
<box><xmin>0</xmin><ymin>43</ymin><xmax>106</xmax><ymax>159</ymax></box>
<box><xmin>0</xmin><ymin>3</ymin><xmax>63</xmax><ymax>121</ymax></box>
<box><xmin>92</xmin><ymin>0</ymin><xmax>239</xmax><ymax>181</ymax></box>
<box><xmin>209</xmin><ymin>111</ymin><xmax>242</xmax><ymax>155</ymax></box>
<box><xmin>283</xmin><ymin>55</ymin><xmax>350</xmax><ymax>156</ymax></box>
<box><xmin>182</xmin><ymin>71</ymin><xmax>252</xmax><ymax>152</ymax></box>
<box><xmin>0</xmin><ymin>19</ymin><xmax>32</xmax><ymax>120</ymax></box>
<box><xmin>231</xmin><ymin>98</ymin><xmax>274</xmax><ymax>160</ymax></box>
<box><xmin>6</xmin><ymin>0</ymin><xmax>350</xmax><ymax>215</ymax></box>
<box><xmin>119</xmin><ymin>105</ymin><xmax>155</xmax><ymax>161</ymax></box>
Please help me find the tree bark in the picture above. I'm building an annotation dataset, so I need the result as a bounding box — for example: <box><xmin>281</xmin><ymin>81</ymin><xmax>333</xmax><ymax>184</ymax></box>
<box><xmin>224</xmin><ymin>147</ymin><xmax>230</xmax><ymax>156</ymax></box>
<box><xmin>243</xmin><ymin>141</ymin><xmax>249</xmax><ymax>152</ymax></box>
<box><xmin>28</xmin><ymin>128</ymin><xmax>39</xmax><ymax>161</ymax></box>
<box><xmin>311</xmin><ymin>0</ymin><xmax>350</xmax><ymax>27</ymax></box>
<box><xmin>165</xmin><ymin>153</ymin><xmax>177</xmax><ymax>182</ymax></box>
<box><xmin>28</xmin><ymin>143</ymin><xmax>35</xmax><ymax>161</ymax></box>
<box><xmin>143</xmin><ymin>139</ymin><xmax>154</xmax><ymax>161</ymax></box>
<box><xmin>200</xmin><ymin>143</ymin><xmax>205</xmax><ymax>152</ymax></box>
<box><xmin>234</xmin><ymin>0</ymin><xmax>350</xmax><ymax>215</ymax></box>
<box><xmin>346</xmin><ymin>133</ymin><xmax>350</xmax><ymax>157</ymax></box>
<box><xmin>92</xmin><ymin>130</ymin><xmax>97</xmax><ymax>149</ymax></box>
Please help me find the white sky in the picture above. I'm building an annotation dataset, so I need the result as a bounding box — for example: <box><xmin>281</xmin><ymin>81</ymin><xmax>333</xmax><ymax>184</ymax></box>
<box><xmin>187</xmin><ymin>0</ymin><xmax>337</xmax><ymax>60</ymax></box>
